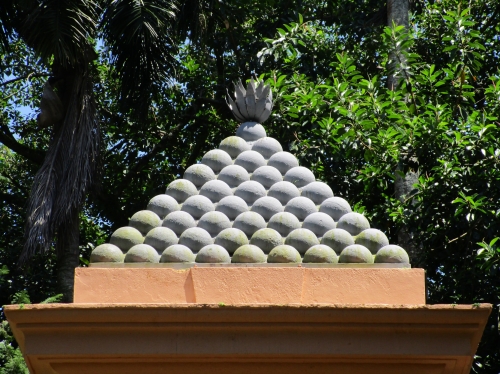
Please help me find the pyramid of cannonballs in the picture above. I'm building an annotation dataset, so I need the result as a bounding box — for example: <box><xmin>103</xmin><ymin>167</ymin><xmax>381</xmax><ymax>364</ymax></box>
<box><xmin>91</xmin><ymin>79</ymin><xmax>410</xmax><ymax>265</ymax></box>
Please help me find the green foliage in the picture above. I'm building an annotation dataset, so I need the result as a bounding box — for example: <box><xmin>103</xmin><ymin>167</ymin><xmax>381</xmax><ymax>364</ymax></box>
<box><xmin>0</xmin><ymin>321</ymin><xmax>28</xmax><ymax>374</ymax></box>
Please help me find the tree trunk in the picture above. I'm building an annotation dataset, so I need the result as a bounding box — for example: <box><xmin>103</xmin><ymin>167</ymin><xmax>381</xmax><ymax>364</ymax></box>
<box><xmin>387</xmin><ymin>0</ymin><xmax>409</xmax><ymax>89</ymax></box>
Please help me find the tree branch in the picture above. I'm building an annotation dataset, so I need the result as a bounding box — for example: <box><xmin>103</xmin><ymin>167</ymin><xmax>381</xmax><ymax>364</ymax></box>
<box><xmin>0</xmin><ymin>120</ymin><xmax>46</xmax><ymax>164</ymax></box>
<box><xmin>1</xmin><ymin>72</ymin><xmax>51</xmax><ymax>87</ymax></box>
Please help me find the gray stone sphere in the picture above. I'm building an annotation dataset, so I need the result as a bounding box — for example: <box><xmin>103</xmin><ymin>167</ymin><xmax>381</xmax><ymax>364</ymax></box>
<box><xmin>251</xmin><ymin>165</ymin><xmax>282</xmax><ymax>189</ymax></box>
<box><xmin>162</xmin><ymin>211</ymin><xmax>196</xmax><ymax>236</ymax></box>
<box><xmin>268</xmin><ymin>181</ymin><xmax>300</xmax><ymax>205</ymax></box>
<box><xmin>215</xmin><ymin>195</ymin><xmax>249</xmax><ymax>220</ymax></box>
<box><xmin>160</xmin><ymin>244</ymin><xmax>195</xmax><ymax>263</ymax></box>
<box><xmin>267</xmin><ymin>212</ymin><xmax>301</xmax><ymax>237</ymax></box>
<box><xmin>218</xmin><ymin>165</ymin><xmax>250</xmax><ymax>188</ymax></box>
<box><xmin>214</xmin><ymin>228</ymin><xmax>249</xmax><ymax>255</ymax></box>
<box><xmin>234</xmin><ymin>180</ymin><xmax>267</xmax><ymax>205</ymax></box>
<box><xmin>303</xmin><ymin>245</ymin><xmax>338</xmax><ymax>264</ymax></box>
<box><xmin>181</xmin><ymin>195</ymin><xmax>215</xmax><ymax>220</ymax></box>
<box><xmin>355</xmin><ymin>228</ymin><xmax>390</xmax><ymax>255</ymax></box>
<box><xmin>284</xmin><ymin>228</ymin><xmax>320</xmax><ymax>255</ymax></box>
<box><xmin>251</xmin><ymin>137</ymin><xmax>283</xmax><ymax>159</ymax></box>
<box><xmin>232</xmin><ymin>244</ymin><xmax>267</xmax><ymax>263</ymax></box>
<box><xmin>90</xmin><ymin>244</ymin><xmax>124</xmax><ymax>263</ymax></box>
<box><xmin>320</xmin><ymin>228</ymin><xmax>355</xmax><ymax>255</ymax></box>
<box><xmin>199</xmin><ymin>180</ymin><xmax>233</xmax><ymax>202</ymax></box>
<box><xmin>236</xmin><ymin>121</ymin><xmax>267</xmax><ymax>142</ymax></box>
<box><xmin>319</xmin><ymin>197</ymin><xmax>352</xmax><ymax>221</ymax></box>
<box><xmin>129</xmin><ymin>210</ymin><xmax>161</xmax><ymax>235</ymax></box>
<box><xmin>250</xmin><ymin>228</ymin><xmax>283</xmax><ymax>254</ymax></box>
<box><xmin>284</xmin><ymin>166</ymin><xmax>315</xmax><ymax>188</ymax></box>
<box><xmin>178</xmin><ymin>227</ymin><xmax>213</xmax><ymax>254</ymax></box>
<box><xmin>165</xmin><ymin>179</ymin><xmax>198</xmax><ymax>203</ymax></box>
<box><xmin>302</xmin><ymin>212</ymin><xmax>337</xmax><ymax>237</ymax></box>
<box><xmin>284</xmin><ymin>196</ymin><xmax>317</xmax><ymax>221</ymax></box>
<box><xmin>196</xmin><ymin>244</ymin><xmax>231</xmax><ymax>263</ymax></box>
<box><xmin>339</xmin><ymin>244</ymin><xmax>374</xmax><ymax>263</ymax></box>
<box><xmin>251</xmin><ymin>196</ymin><xmax>284</xmax><ymax>221</ymax></box>
<box><xmin>268</xmin><ymin>245</ymin><xmax>302</xmax><ymax>263</ymax></box>
<box><xmin>219</xmin><ymin>136</ymin><xmax>251</xmax><ymax>158</ymax></box>
<box><xmin>144</xmin><ymin>227</ymin><xmax>179</xmax><ymax>254</ymax></box>
<box><xmin>201</xmin><ymin>149</ymin><xmax>233</xmax><ymax>173</ymax></box>
<box><xmin>301</xmin><ymin>182</ymin><xmax>334</xmax><ymax>205</ymax></box>
<box><xmin>124</xmin><ymin>244</ymin><xmax>159</xmax><ymax>263</ymax></box>
<box><xmin>234</xmin><ymin>150</ymin><xmax>266</xmax><ymax>173</ymax></box>
<box><xmin>183</xmin><ymin>164</ymin><xmax>216</xmax><ymax>188</ymax></box>
<box><xmin>198</xmin><ymin>211</ymin><xmax>232</xmax><ymax>237</ymax></box>
<box><xmin>233</xmin><ymin>211</ymin><xmax>267</xmax><ymax>237</ymax></box>
<box><xmin>147</xmin><ymin>194</ymin><xmax>180</xmax><ymax>219</ymax></box>
<box><xmin>110</xmin><ymin>226</ymin><xmax>144</xmax><ymax>252</ymax></box>
<box><xmin>268</xmin><ymin>152</ymin><xmax>299</xmax><ymax>175</ymax></box>
<box><xmin>337</xmin><ymin>212</ymin><xmax>370</xmax><ymax>236</ymax></box>
<box><xmin>375</xmin><ymin>245</ymin><xmax>410</xmax><ymax>264</ymax></box>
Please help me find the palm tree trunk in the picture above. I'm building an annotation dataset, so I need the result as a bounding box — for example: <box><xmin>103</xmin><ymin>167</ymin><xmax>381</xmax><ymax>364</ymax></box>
<box><xmin>56</xmin><ymin>208</ymin><xmax>80</xmax><ymax>302</ymax></box>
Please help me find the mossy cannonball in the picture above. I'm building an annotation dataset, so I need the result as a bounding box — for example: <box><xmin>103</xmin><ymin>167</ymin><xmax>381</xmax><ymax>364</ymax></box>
<box><xmin>251</xmin><ymin>196</ymin><xmax>284</xmax><ymax>221</ymax></box>
<box><xmin>285</xmin><ymin>228</ymin><xmax>320</xmax><ymax>255</ymax></box>
<box><xmin>320</xmin><ymin>228</ymin><xmax>355</xmax><ymax>255</ymax></box>
<box><xmin>250</xmin><ymin>228</ymin><xmax>283</xmax><ymax>254</ymax></box>
<box><xmin>319</xmin><ymin>197</ymin><xmax>352</xmax><ymax>221</ymax></box>
<box><xmin>235</xmin><ymin>180</ymin><xmax>267</xmax><ymax>205</ymax></box>
<box><xmin>301</xmin><ymin>181</ymin><xmax>334</xmax><ymax>205</ymax></box>
<box><xmin>124</xmin><ymin>244</ymin><xmax>159</xmax><ymax>263</ymax></box>
<box><xmin>302</xmin><ymin>212</ymin><xmax>336</xmax><ymax>237</ymax></box>
<box><xmin>199</xmin><ymin>180</ymin><xmax>232</xmax><ymax>203</ymax></box>
<box><xmin>232</xmin><ymin>244</ymin><xmax>267</xmax><ymax>263</ymax></box>
<box><xmin>303</xmin><ymin>245</ymin><xmax>338</xmax><ymax>263</ymax></box>
<box><xmin>268</xmin><ymin>152</ymin><xmax>299</xmax><ymax>175</ymax></box>
<box><xmin>147</xmin><ymin>194</ymin><xmax>179</xmax><ymax>219</ymax></box>
<box><xmin>218</xmin><ymin>164</ymin><xmax>250</xmax><ymax>188</ymax></box>
<box><xmin>355</xmin><ymin>228</ymin><xmax>389</xmax><ymax>254</ymax></box>
<box><xmin>268</xmin><ymin>181</ymin><xmax>300</xmax><ymax>205</ymax></box>
<box><xmin>235</xmin><ymin>121</ymin><xmax>267</xmax><ymax>142</ymax></box>
<box><xmin>219</xmin><ymin>136</ymin><xmax>251</xmax><ymax>158</ymax></box>
<box><xmin>90</xmin><ymin>244</ymin><xmax>124</xmax><ymax>263</ymax></box>
<box><xmin>196</xmin><ymin>244</ymin><xmax>231</xmax><ymax>263</ymax></box>
<box><xmin>110</xmin><ymin>226</ymin><xmax>144</xmax><ymax>253</ymax></box>
<box><xmin>160</xmin><ymin>244</ymin><xmax>195</xmax><ymax>263</ymax></box>
<box><xmin>214</xmin><ymin>228</ymin><xmax>249</xmax><ymax>255</ymax></box>
<box><xmin>129</xmin><ymin>210</ymin><xmax>161</xmax><ymax>235</ymax></box>
<box><xmin>375</xmin><ymin>245</ymin><xmax>410</xmax><ymax>264</ymax></box>
<box><xmin>165</xmin><ymin>179</ymin><xmax>198</xmax><ymax>203</ymax></box>
<box><xmin>181</xmin><ymin>194</ymin><xmax>215</xmax><ymax>220</ymax></box>
<box><xmin>284</xmin><ymin>196</ymin><xmax>317</xmax><ymax>221</ymax></box>
<box><xmin>162</xmin><ymin>211</ymin><xmax>196</xmax><ymax>236</ymax></box>
<box><xmin>268</xmin><ymin>245</ymin><xmax>302</xmax><ymax>263</ymax></box>
<box><xmin>200</xmin><ymin>149</ymin><xmax>233</xmax><ymax>173</ymax></box>
<box><xmin>251</xmin><ymin>165</ymin><xmax>282</xmax><ymax>189</ymax></box>
<box><xmin>178</xmin><ymin>227</ymin><xmax>213</xmax><ymax>254</ymax></box>
<box><xmin>198</xmin><ymin>211</ymin><xmax>232</xmax><ymax>237</ymax></box>
<box><xmin>267</xmin><ymin>212</ymin><xmax>301</xmax><ymax>237</ymax></box>
<box><xmin>337</xmin><ymin>212</ymin><xmax>370</xmax><ymax>236</ymax></box>
<box><xmin>183</xmin><ymin>164</ymin><xmax>216</xmax><ymax>188</ymax></box>
<box><xmin>284</xmin><ymin>166</ymin><xmax>315</xmax><ymax>188</ymax></box>
<box><xmin>234</xmin><ymin>150</ymin><xmax>267</xmax><ymax>173</ymax></box>
<box><xmin>233</xmin><ymin>211</ymin><xmax>267</xmax><ymax>237</ymax></box>
<box><xmin>251</xmin><ymin>137</ymin><xmax>283</xmax><ymax>159</ymax></box>
<box><xmin>215</xmin><ymin>195</ymin><xmax>249</xmax><ymax>220</ymax></box>
<box><xmin>144</xmin><ymin>227</ymin><xmax>178</xmax><ymax>254</ymax></box>
<box><xmin>339</xmin><ymin>244</ymin><xmax>374</xmax><ymax>264</ymax></box>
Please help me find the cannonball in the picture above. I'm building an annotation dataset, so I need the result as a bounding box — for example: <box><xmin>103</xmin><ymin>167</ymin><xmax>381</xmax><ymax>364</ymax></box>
<box><xmin>165</xmin><ymin>179</ymin><xmax>198</xmax><ymax>203</ymax></box>
<box><xmin>147</xmin><ymin>194</ymin><xmax>179</xmax><ymax>219</ymax></box>
<box><xmin>236</xmin><ymin>121</ymin><xmax>267</xmax><ymax>142</ymax></box>
<box><xmin>284</xmin><ymin>196</ymin><xmax>317</xmax><ymax>221</ymax></box>
<box><xmin>124</xmin><ymin>244</ymin><xmax>159</xmax><ymax>263</ymax></box>
<box><xmin>160</xmin><ymin>244</ymin><xmax>195</xmax><ymax>263</ymax></box>
<box><xmin>234</xmin><ymin>150</ymin><xmax>266</xmax><ymax>172</ymax></box>
<box><xmin>268</xmin><ymin>152</ymin><xmax>299</xmax><ymax>175</ymax></box>
<box><xmin>319</xmin><ymin>197</ymin><xmax>352</xmax><ymax>221</ymax></box>
<box><xmin>375</xmin><ymin>245</ymin><xmax>410</xmax><ymax>264</ymax></box>
<box><xmin>201</xmin><ymin>149</ymin><xmax>233</xmax><ymax>173</ymax></box>
<box><xmin>267</xmin><ymin>212</ymin><xmax>301</xmax><ymax>237</ymax></box>
<box><xmin>234</xmin><ymin>180</ymin><xmax>267</xmax><ymax>205</ymax></box>
<box><xmin>162</xmin><ymin>211</ymin><xmax>196</xmax><ymax>236</ymax></box>
<box><xmin>251</xmin><ymin>196</ymin><xmax>284</xmax><ymax>221</ymax></box>
<box><xmin>337</xmin><ymin>212</ymin><xmax>370</xmax><ymax>236</ymax></box>
<box><xmin>303</xmin><ymin>245</ymin><xmax>338</xmax><ymax>263</ymax></box>
<box><xmin>250</xmin><ymin>228</ymin><xmax>283</xmax><ymax>254</ymax></box>
<box><xmin>302</xmin><ymin>212</ymin><xmax>336</xmax><ymax>237</ymax></box>
<box><xmin>232</xmin><ymin>244</ymin><xmax>267</xmax><ymax>263</ymax></box>
<box><xmin>218</xmin><ymin>165</ymin><xmax>250</xmax><ymax>188</ymax></box>
<box><xmin>144</xmin><ymin>227</ymin><xmax>178</xmax><ymax>254</ymax></box>
<box><xmin>178</xmin><ymin>227</ymin><xmax>213</xmax><ymax>254</ymax></box>
<box><xmin>284</xmin><ymin>228</ymin><xmax>320</xmax><ymax>255</ymax></box>
<box><xmin>219</xmin><ymin>136</ymin><xmax>251</xmax><ymax>158</ymax></box>
<box><xmin>129</xmin><ymin>210</ymin><xmax>161</xmax><ymax>235</ymax></box>
<box><xmin>268</xmin><ymin>181</ymin><xmax>300</xmax><ymax>205</ymax></box>
<box><xmin>196</xmin><ymin>244</ymin><xmax>231</xmax><ymax>263</ymax></box>
<box><xmin>215</xmin><ymin>195</ymin><xmax>249</xmax><ymax>220</ymax></box>
<box><xmin>199</xmin><ymin>180</ymin><xmax>232</xmax><ymax>202</ymax></box>
<box><xmin>355</xmin><ymin>228</ymin><xmax>389</xmax><ymax>254</ymax></box>
<box><xmin>251</xmin><ymin>165</ymin><xmax>282</xmax><ymax>189</ymax></box>
<box><xmin>214</xmin><ymin>228</ymin><xmax>249</xmax><ymax>255</ymax></box>
<box><xmin>110</xmin><ymin>226</ymin><xmax>144</xmax><ymax>253</ymax></box>
<box><xmin>251</xmin><ymin>137</ymin><xmax>283</xmax><ymax>159</ymax></box>
<box><xmin>268</xmin><ymin>245</ymin><xmax>302</xmax><ymax>263</ymax></box>
<box><xmin>233</xmin><ymin>211</ymin><xmax>267</xmax><ymax>237</ymax></box>
<box><xmin>320</xmin><ymin>228</ymin><xmax>355</xmax><ymax>255</ymax></box>
<box><xmin>90</xmin><ymin>244</ymin><xmax>124</xmax><ymax>263</ymax></box>
<box><xmin>284</xmin><ymin>166</ymin><xmax>315</xmax><ymax>188</ymax></box>
<box><xmin>339</xmin><ymin>244</ymin><xmax>374</xmax><ymax>263</ymax></box>
<box><xmin>301</xmin><ymin>181</ymin><xmax>334</xmax><ymax>205</ymax></box>
<box><xmin>198</xmin><ymin>211</ymin><xmax>232</xmax><ymax>237</ymax></box>
<box><xmin>181</xmin><ymin>195</ymin><xmax>215</xmax><ymax>220</ymax></box>
<box><xmin>184</xmin><ymin>164</ymin><xmax>216</xmax><ymax>188</ymax></box>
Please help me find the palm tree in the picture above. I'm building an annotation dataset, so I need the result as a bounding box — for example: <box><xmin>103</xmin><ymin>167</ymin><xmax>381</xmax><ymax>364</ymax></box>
<box><xmin>0</xmin><ymin>0</ymin><xmax>178</xmax><ymax>301</ymax></box>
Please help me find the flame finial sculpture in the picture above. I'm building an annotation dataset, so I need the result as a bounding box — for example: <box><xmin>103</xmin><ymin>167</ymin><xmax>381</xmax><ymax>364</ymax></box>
<box><xmin>226</xmin><ymin>78</ymin><xmax>273</xmax><ymax>123</ymax></box>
